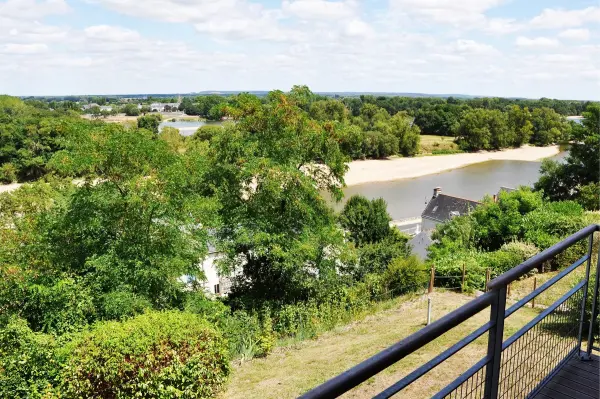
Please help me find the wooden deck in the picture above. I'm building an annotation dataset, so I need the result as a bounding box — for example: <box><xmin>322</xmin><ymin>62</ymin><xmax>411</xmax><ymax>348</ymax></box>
<box><xmin>533</xmin><ymin>353</ymin><xmax>599</xmax><ymax>399</ymax></box>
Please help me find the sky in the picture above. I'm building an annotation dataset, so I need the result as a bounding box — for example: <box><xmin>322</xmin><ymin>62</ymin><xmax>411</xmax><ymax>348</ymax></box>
<box><xmin>1</xmin><ymin>0</ymin><xmax>599</xmax><ymax>99</ymax></box>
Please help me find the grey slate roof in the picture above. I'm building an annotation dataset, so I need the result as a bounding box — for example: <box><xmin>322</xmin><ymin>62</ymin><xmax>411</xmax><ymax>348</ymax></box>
<box><xmin>421</xmin><ymin>194</ymin><xmax>480</xmax><ymax>223</ymax></box>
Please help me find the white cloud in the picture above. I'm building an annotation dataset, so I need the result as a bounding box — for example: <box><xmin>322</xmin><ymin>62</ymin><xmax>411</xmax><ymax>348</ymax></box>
<box><xmin>484</xmin><ymin>18</ymin><xmax>521</xmax><ymax>34</ymax></box>
<box><xmin>343</xmin><ymin>19</ymin><xmax>374</xmax><ymax>38</ymax></box>
<box><xmin>452</xmin><ymin>39</ymin><xmax>500</xmax><ymax>56</ymax></box>
<box><xmin>389</xmin><ymin>0</ymin><xmax>505</xmax><ymax>25</ymax></box>
<box><xmin>515</xmin><ymin>36</ymin><xmax>560</xmax><ymax>48</ymax></box>
<box><xmin>558</xmin><ymin>29</ymin><xmax>590</xmax><ymax>41</ymax></box>
<box><xmin>0</xmin><ymin>0</ymin><xmax>70</xmax><ymax>20</ymax></box>
<box><xmin>88</xmin><ymin>0</ymin><xmax>296</xmax><ymax>41</ymax></box>
<box><xmin>530</xmin><ymin>7</ymin><xmax>600</xmax><ymax>29</ymax></box>
<box><xmin>84</xmin><ymin>25</ymin><xmax>141</xmax><ymax>42</ymax></box>
<box><xmin>282</xmin><ymin>0</ymin><xmax>357</xmax><ymax>20</ymax></box>
<box><xmin>0</xmin><ymin>43</ymin><xmax>48</xmax><ymax>54</ymax></box>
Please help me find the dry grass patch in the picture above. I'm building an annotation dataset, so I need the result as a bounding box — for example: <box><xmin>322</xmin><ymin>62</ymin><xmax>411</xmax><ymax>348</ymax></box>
<box><xmin>419</xmin><ymin>135</ymin><xmax>460</xmax><ymax>155</ymax></box>
<box><xmin>221</xmin><ymin>291</ymin><xmax>539</xmax><ymax>399</ymax></box>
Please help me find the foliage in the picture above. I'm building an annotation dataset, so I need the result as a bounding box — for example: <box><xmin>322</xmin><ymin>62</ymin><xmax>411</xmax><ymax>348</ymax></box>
<box><xmin>455</xmin><ymin>108</ymin><xmax>512</xmax><ymax>151</ymax></box>
<box><xmin>340</xmin><ymin>195</ymin><xmax>391</xmax><ymax>246</ymax></box>
<box><xmin>122</xmin><ymin>103</ymin><xmax>141</xmax><ymax>116</ymax></box>
<box><xmin>356</xmin><ymin>230</ymin><xmax>410</xmax><ymax>279</ymax></box>
<box><xmin>383</xmin><ymin>256</ymin><xmax>428</xmax><ymax>295</ymax></box>
<box><xmin>137</xmin><ymin>113</ymin><xmax>162</xmax><ymax>134</ymax></box>
<box><xmin>60</xmin><ymin>311</ymin><xmax>230</xmax><ymax>398</ymax></box>
<box><xmin>0</xmin><ymin>317</ymin><xmax>60</xmax><ymax>399</ymax></box>
<box><xmin>530</xmin><ymin>107</ymin><xmax>568</xmax><ymax>146</ymax></box>
<box><xmin>192</xmin><ymin>124</ymin><xmax>224</xmax><ymax>142</ymax></box>
<box><xmin>208</xmin><ymin>90</ymin><xmax>352</xmax><ymax>304</ymax></box>
<box><xmin>535</xmin><ymin>103</ymin><xmax>600</xmax><ymax>210</ymax></box>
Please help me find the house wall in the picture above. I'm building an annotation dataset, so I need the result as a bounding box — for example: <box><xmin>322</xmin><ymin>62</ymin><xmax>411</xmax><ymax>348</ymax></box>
<box><xmin>422</xmin><ymin>218</ymin><xmax>439</xmax><ymax>231</ymax></box>
<box><xmin>200</xmin><ymin>252</ymin><xmax>223</xmax><ymax>295</ymax></box>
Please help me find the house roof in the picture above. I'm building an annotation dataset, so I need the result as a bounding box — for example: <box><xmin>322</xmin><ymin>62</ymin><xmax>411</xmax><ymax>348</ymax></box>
<box><xmin>421</xmin><ymin>194</ymin><xmax>480</xmax><ymax>223</ymax></box>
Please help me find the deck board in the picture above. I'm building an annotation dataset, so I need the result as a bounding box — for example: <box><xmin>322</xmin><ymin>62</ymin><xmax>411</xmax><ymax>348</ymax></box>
<box><xmin>532</xmin><ymin>353</ymin><xmax>599</xmax><ymax>399</ymax></box>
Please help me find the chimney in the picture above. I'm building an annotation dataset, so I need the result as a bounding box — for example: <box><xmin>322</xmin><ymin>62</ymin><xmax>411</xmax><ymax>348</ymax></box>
<box><xmin>433</xmin><ymin>187</ymin><xmax>442</xmax><ymax>198</ymax></box>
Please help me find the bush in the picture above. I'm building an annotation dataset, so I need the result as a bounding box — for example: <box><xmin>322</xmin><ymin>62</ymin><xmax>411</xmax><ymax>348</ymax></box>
<box><xmin>0</xmin><ymin>162</ymin><xmax>18</xmax><ymax>183</ymax></box>
<box><xmin>383</xmin><ymin>256</ymin><xmax>428</xmax><ymax>295</ymax></box>
<box><xmin>23</xmin><ymin>278</ymin><xmax>95</xmax><ymax>335</ymax></box>
<box><xmin>340</xmin><ymin>195</ymin><xmax>391</xmax><ymax>245</ymax></box>
<box><xmin>0</xmin><ymin>317</ymin><xmax>60</xmax><ymax>398</ymax></box>
<box><xmin>59</xmin><ymin>311</ymin><xmax>229</xmax><ymax>399</ymax></box>
<box><xmin>357</xmin><ymin>230</ymin><xmax>410</xmax><ymax>278</ymax></box>
<box><xmin>99</xmin><ymin>290</ymin><xmax>152</xmax><ymax>321</ymax></box>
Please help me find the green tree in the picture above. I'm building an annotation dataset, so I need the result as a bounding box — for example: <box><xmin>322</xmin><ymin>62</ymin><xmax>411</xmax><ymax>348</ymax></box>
<box><xmin>340</xmin><ymin>195</ymin><xmax>392</xmax><ymax>246</ymax></box>
<box><xmin>456</xmin><ymin>108</ymin><xmax>511</xmax><ymax>151</ymax></box>
<box><xmin>535</xmin><ymin>103</ymin><xmax>600</xmax><ymax>209</ymax></box>
<box><xmin>122</xmin><ymin>103</ymin><xmax>140</xmax><ymax>116</ymax></box>
<box><xmin>206</xmin><ymin>90</ymin><xmax>351</xmax><ymax>304</ymax></box>
<box><xmin>137</xmin><ymin>114</ymin><xmax>162</xmax><ymax>134</ymax></box>
<box><xmin>507</xmin><ymin>105</ymin><xmax>533</xmax><ymax>146</ymax></box>
<box><xmin>389</xmin><ymin>112</ymin><xmax>420</xmax><ymax>156</ymax></box>
<box><xmin>530</xmin><ymin>107</ymin><xmax>568</xmax><ymax>146</ymax></box>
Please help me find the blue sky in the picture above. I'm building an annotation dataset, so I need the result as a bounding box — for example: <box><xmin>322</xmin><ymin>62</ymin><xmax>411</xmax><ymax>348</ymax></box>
<box><xmin>1</xmin><ymin>0</ymin><xmax>599</xmax><ymax>99</ymax></box>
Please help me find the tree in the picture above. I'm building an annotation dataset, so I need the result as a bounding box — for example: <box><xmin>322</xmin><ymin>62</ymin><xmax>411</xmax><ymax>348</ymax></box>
<box><xmin>535</xmin><ymin>103</ymin><xmax>600</xmax><ymax>209</ymax></box>
<box><xmin>507</xmin><ymin>105</ymin><xmax>533</xmax><ymax>146</ymax></box>
<box><xmin>123</xmin><ymin>103</ymin><xmax>140</xmax><ymax>116</ymax></box>
<box><xmin>530</xmin><ymin>107</ymin><xmax>568</xmax><ymax>146</ymax></box>
<box><xmin>389</xmin><ymin>112</ymin><xmax>420</xmax><ymax>156</ymax></box>
<box><xmin>309</xmin><ymin>99</ymin><xmax>349</xmax><ymax>122</ymax></box>
<box><xmin>204</xmin><ymin>90</ymin><xmax>352</xmax><ymax>304</ymax></box>
<box><xmin>340</xmin><ymin>195</ymin><xmax>392</xmax><ymax>246</ymax></box>
<box><xmin>456</xmin><ymin>108</ymin><xmax>511</xmax><ymax>151</ymax></box>
<box><xmin>137</xmin><ymin>114</ymin><xmax>162</xmax><ymax>134</ymax></box>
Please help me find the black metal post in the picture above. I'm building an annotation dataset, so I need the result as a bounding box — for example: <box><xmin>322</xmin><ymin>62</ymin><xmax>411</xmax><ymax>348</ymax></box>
<box><xmin>577</xmin><ymin>234</ymin><xmax>594</xmax><ymax>358</ymax></box>
<box><xmin>585</xmin><ymin>235</ymin><xmax>600</xmax><ymax>360</ymax></box>
<box><xmin>484</xmin><ymin>286</ymin><xmax>507</xmax><ymax>399</ymax></box>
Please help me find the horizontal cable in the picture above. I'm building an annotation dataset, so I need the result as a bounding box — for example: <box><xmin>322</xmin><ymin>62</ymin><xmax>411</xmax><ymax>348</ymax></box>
<box><xmin>505</xmin><ymin>254</ymin><xmax>589</xmax><ymax>317</ymax></box>
<box><xmin>374</xmin><ymin>321</ymin><xmax>493</xmax><ymax>399</ymax></box>
<box><xmin>432</xmin><ymin>356</ymin><xmax>489</xmax><ymax>399</ymax></box>
<box><xmin>503</xmin><ymin>280</ymin><xmax>586</xmax><ymax>350</ymax></box>
<box><xmin>488</xmin><ymin>224</ymin><xmax>598</xmax><ymax>290</ymax></box>
<box><xmin>299</xmin><ymin>291</ymin><xmax>495</xmax><ymax>399</ymax></box>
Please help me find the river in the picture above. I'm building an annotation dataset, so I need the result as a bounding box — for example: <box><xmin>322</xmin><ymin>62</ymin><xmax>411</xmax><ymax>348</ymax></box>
<box><xmin>159</xmin><ymin>120</ymin><xmax>223</xmax><ymax>136</ymax></box>
<box><xmin>332</xmin><ymin>151</ymin><xmax>568</xmax><ymax>220</ymax></box>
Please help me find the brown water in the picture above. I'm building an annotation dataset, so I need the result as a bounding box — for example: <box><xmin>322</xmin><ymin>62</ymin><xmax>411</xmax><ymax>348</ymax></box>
<box><xmin>332</xmin><ymin>152</ymin><xmax>568</xmax><ymax>220</ymax></box>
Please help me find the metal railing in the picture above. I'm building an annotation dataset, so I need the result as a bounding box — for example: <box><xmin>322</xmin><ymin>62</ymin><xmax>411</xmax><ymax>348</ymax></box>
<box><xmin>300</xmin><ymin>224</ymin><xmax>600</xmax><ymax>399</ymax></box>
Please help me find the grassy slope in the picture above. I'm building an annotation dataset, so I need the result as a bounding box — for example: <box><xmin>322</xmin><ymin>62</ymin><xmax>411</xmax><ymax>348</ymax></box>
<box><xmin>222</xmin><ymin>291</ymin><xmax>539</xmax><ymax>399</ymax></box>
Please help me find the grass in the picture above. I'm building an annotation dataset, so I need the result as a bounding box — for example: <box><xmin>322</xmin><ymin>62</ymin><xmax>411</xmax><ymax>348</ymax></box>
<box><xmin>221</xmin><ymin>291</ymin><xmax>540</xmax><ymax>399</ymax></box>
<box><xmin>419</xmin><ymin>135</ymin><xmax>460</xmax><ymax>155</ymax></box>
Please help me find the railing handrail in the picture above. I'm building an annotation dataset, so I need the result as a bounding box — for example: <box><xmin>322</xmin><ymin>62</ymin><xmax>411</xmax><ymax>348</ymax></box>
<box><xmin>487</xmin><ymin>224</ymin><xmax>599</xmax><ymax>290</ymax></box>
<box><xmin>299</xmin><ymin>224</ymin><xmax>600</xmax><ymax>399</ymax></box>
<box><xmin>299</xmin><ymin>291</ymin><xmax>495</xmax><ymax>398</ymax></box>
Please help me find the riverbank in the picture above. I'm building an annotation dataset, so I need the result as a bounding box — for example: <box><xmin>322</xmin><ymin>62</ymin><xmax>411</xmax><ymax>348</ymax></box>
<box><xmin>345</xmin><ymin>145</ymin><xmax>560</xmax><ymax>186</ymax></box>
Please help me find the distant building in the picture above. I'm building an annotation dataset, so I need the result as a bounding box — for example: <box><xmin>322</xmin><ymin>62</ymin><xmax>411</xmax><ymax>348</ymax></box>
<box><xmin>421</xmin><ymin>187</ymin><xmax>481</xmax><ymax>231</ymax></box>
<box><xmin>410</xmin><ymin>187</ymin><xmax>481</xmax><ymax>260</ymax></box>
<box><xmin>150</xmin><ymin>102</ymin><xmax>181</xmax><ymax>112</ymax></box>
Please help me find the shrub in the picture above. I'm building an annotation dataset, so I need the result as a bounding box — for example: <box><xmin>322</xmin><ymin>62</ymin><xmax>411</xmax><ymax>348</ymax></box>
<box><xmin>340</xmin><ymin>195</ymin><xmax>391</xmax><ymax>246</ymax></box>
<box><xmin>0</xmin><ymin>162</ymin><xmax>18</xmax><ymax>183</ymax></box>
<box><xmin>99</xmin><ymin>290</ymin><xmax>152</xmax><ymax>321</ymax></box>
<box><xmin>59</xmin><ymin>311</ymin><xmax>229</xmax><ymax>399</ymax></box>
<box><xmin>0</xmin><ymin>317</ymin><xmax>60</xmax><ymax>398</ymax></box>
<box><xmin>23</xmin><ymin>278</ymin><xmax>95</xmax><ymax>335</ymax></box>
<box><xmin>356</xmin><ymin>229</ymin><xmax>409</xmax><ymax>278</ymax></box>
<box><xmin>383</xmin><ymin>256</ymin><xmax>428</xmax><ymax>295</ymax></box>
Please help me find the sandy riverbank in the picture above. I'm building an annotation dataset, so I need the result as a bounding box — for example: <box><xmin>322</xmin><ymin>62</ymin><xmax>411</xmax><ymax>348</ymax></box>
<box><xmin>0</xmin><ymin>145</ymin><xmax>561</xmax><ymax>194</ymax></box>
<box><xmin>345</xmin><ymin>145</ymin><xmax>561</xmax><ymax>186</ymax></box>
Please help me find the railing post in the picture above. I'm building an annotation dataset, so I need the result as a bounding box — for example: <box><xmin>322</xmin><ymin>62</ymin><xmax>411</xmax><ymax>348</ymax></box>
<box><xmin>484</xmin><ymin>286</ymin><xmax>506</xmax><ymax>399</ymax></box>
<box><xmin>577</xmin><ymin>234</ymin><xmax>594</xmax><ymax>358</ymax></box>
<box><xmin>585</xmin><ymin>234</ymin><xmax>600</xmax><ymax>360</ymax></box>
